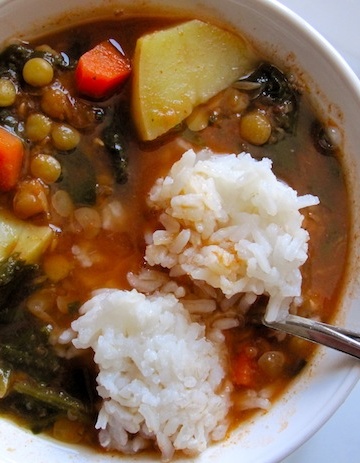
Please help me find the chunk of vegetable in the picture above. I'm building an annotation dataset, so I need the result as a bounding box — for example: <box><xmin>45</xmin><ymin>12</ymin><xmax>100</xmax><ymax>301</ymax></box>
<box><xmin>0</xmin><ymin>126</ymin><xmax>24</xmax><ymax>191</ymax></box>
<box><xmin>0</xmin><ymin>209</ymin><xmax>53</xmax><ymax>263</ymax></box>
<box><xmin>102</xmin><ymin>108</ymin><xmax>129</xmax><ymax>184</ymax></box>
<box><xmin>75</xmin><ymin>39</ymin><xmax>131</xmax><ymax>100</ymax></box>
<box><xmin>0</xmin><ymin>318</ymin><xmax>59</xmax><ymax>381</ymax></box>
<box><xmin>231</xmin><ymin>351</ymin><xmax>259</xmax><ymax>388</ymax></box>
<box><xmin>0</xmin><ymin>256</ymin><xmax>39</xmax><ymax>323</ymax></box>
<box><xmin>131</xmin><ymin>20</ymin><xmax>256</xmax><ymax>140</ymax></box>
<box><xmin>55</xmin><ymin>148</ymin><xmax>97</xmax><ymax>206</ymax></box>
<box><xmin>0</xmin><ymin>317</ymin><xmax>94</xmax><ymax>432</ymax></box>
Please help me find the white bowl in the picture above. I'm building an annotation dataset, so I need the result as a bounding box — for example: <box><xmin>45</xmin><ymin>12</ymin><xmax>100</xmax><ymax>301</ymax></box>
<box><xmin>1</xmin><ymin>0</ymin><xmax>360</xmax><ymax>462</ymax></box>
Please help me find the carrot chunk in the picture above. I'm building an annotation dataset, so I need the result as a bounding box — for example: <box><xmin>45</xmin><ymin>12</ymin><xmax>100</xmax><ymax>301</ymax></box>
<box><xmin>231</xmin><ymin>352</ymin><xmax>259</xmax><ymax>388</ymax></box>
<box><xmin>75</xmin><ymin>39</ymin><xmax>132</xmax><ymax>100</ymax></box>
<box><xmin>0</xmin><ymin>127</ymin><xmax>24</xmax><ymax>192</ymax></box>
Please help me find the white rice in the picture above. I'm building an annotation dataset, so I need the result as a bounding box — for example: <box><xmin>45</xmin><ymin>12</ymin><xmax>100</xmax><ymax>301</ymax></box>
<box><xmin>145</xmin><ymin>148</ymin><xmax>319</xmax><ymax>321</ymax></box>
<box><xmin>71</xmin><ymin>288</ymin><xmax>231</xmax><ymax>461</ymax></box>
<box><xmin>69</xmin><ymin>147</ymin><xmax>319</xmax><ymax>460</ymax></box>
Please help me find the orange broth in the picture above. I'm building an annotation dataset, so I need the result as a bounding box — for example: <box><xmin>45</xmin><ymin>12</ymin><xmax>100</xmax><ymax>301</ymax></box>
<box><xmin>0</xmin><ymin>14</ymin><xmax>349</xmax><ymax>456</ymax></box>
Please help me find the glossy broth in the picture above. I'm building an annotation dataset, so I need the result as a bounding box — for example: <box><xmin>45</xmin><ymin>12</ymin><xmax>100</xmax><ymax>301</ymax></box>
<box><xmin>0</xmin><ymin>14</ymin><xmax>349</xmax><ymax>455</ymax></box>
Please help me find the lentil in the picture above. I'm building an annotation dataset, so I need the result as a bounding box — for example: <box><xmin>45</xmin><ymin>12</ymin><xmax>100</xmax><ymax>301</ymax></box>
<box><xmin>0</xmin><ymin>78</ymin><xmax>16</xmax><ymax>107</ymax></box>
<box><xmin>25</xmin><ymin>113</ymin><xmax>52</xmax><ymax>141</ymax></box>
<box><xmin>258</xmin><ymin>351</ymin><xmax>286</xmax><ymax>379</ymax></box>
<box><xmin>51</xmin><ymin>123</ymin><xmax>80</xmax><ymax>151</ymax></box>
<box><xmin>43</xmin><ymin>254</ymin><xmax>72</xmax><ymax>282</ymax></box>
<box><xmin>23</xmin><ymin>57</ymin><xmax>54</xmax><ymax>87</ymax></box>
<box><xmin>239</xmin><ymin>110</ymin><xmax>272</xmax><ymax>145</ymax></box>
<box><xmin>12</xmin><ymin>179</ymin><xmax>49</xmax><ymax>219</ymax></box>
<box><xmin>30</xmin><ymin>153</ymin><xmax>62</xmax><ymax>184</ymax></box>
<box><xmin>51</xmin><ymin>189</ymin><xmax>74</xmax><ymax>217</ymax></box>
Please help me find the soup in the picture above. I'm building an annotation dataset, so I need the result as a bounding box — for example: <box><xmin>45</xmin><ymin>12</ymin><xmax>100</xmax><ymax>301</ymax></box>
<box><xmin>0</xmin><ymin>11</ymin><xmax>348</xmax><ymax>460</ymax></box>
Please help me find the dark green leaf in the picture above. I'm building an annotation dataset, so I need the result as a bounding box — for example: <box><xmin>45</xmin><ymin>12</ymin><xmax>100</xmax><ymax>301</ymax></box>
<box><xmin>102</xmin><ymin>109</ymin><xmax>129</xmax><ymax>184</ymax></box>
<box><xmin>55</xmin><ymin>148</ymin><xmax>97</xmax><ymax>206</ymax></box>
<box><xmin>0</xmin><ymin>255</ymin><xmax>39</xmax><ymax>323</ymax></box>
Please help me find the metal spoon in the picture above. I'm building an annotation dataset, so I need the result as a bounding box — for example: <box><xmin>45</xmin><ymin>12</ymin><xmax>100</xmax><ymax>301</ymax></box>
<box><xmin>261</xmin><ymin>314</ymin><xmax>360</xmax><ymax>360</ymax></box>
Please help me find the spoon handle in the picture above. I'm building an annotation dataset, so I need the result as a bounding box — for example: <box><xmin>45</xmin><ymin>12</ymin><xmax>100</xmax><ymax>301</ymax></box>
<box><xmin>262</xmin><ymin>314</ymin><xmax>360</xmax><ymax>360</ymax></box>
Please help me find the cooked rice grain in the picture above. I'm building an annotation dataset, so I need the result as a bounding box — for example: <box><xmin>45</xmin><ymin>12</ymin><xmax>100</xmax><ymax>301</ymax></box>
<box><xmin>71</xmin><ymin>289</ymin><xmax>231</xmax><ymax>460</ymax></box>
<box><xmin>145</xmin><ymin>149</ymin><xmax>319</xmax><ymax>321</ymax></box>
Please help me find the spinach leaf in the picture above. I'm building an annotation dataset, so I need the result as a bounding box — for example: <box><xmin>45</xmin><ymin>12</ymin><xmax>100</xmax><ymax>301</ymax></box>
<box><xmin>0</xmin><ymin>318</ymin><xmax>60</xmax><ymax>382</ymax></box>
<box><xmin>0</xmin><ymin>254</ymin><xmax>96</xmax><ymax>432</ymax></box>
<box><xmin>0</xmin><ymin>255</ymin><xmax>39</xmax><ymax>323</ymax></box>
<box><xmin>102</xmin><ymin>107</ymin><xmax>129</xmax><ymax>184</ymax></box>
<box><xmin>55</xmin><ymin>148</ymin><xmax>97</xmax><ymax>206</ymax></box>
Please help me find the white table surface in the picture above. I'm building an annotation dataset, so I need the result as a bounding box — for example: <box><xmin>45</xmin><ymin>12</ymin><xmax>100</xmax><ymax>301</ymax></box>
<box><xmin>277</xmin><ymin>1</ymin><xmax>360</xmax><ymax>462</ymax></box>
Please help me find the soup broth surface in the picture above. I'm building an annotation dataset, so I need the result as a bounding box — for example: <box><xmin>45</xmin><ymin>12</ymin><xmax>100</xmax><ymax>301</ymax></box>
<box><xmin>0</xmin><ymin>13</ymin><xmax>349</xmax><ymax>457</ymax></box>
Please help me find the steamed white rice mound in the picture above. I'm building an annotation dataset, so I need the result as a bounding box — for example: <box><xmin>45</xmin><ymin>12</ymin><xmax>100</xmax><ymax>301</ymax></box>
<box><xmin>71</xmin><ymin>288</ymin><xmax>230</xmax><ymax>461</ymax></box>
<box><xmin>145</xmin><ymin>149</ymin><xmax>319</xmax><ymax>321</ymax></box>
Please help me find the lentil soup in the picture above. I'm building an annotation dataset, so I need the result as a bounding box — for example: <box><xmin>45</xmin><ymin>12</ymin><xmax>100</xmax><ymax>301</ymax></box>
<box><xmin>0</xmin><ymin>12</ymin><xmax>349</xmax><ymax>458</ymax></box>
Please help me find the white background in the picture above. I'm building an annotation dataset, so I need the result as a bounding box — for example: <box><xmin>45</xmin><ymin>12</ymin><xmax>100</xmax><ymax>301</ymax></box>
<box><xmin>277</xmin><ymin>1</ymin><xmax>360</xmax><ymax>462</ymax></box>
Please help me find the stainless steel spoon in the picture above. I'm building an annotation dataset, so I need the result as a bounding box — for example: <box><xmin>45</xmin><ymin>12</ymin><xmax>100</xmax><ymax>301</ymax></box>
<box><xmin>261</xmin><ymin>314</ymin><xmax>360</xmax><ymax>360</ymax></box>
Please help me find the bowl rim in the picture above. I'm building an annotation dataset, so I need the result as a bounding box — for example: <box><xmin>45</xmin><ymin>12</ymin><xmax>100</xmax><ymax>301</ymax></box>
<box><xmin>1</xmin><ymin>1</ymin><xmax>360</xmax><ymax>462</ymax></box>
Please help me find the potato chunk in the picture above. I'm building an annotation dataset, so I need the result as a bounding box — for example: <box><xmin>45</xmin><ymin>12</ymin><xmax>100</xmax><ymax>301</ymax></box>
<box><xmin>132</xmin><ymin>20</ymin><xmax>256</xmax><ymax>141</ymax></box>
<box><xmin>0</xmin><ymin>209</ymin><xmax>53</xmax><ymax>263</ymax></box>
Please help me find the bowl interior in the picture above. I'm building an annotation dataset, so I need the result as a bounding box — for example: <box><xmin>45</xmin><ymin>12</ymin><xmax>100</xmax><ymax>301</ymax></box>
<box><xmin>1</xmin><ymin>0</ymin><xmax>360</xmax><ymax>462</ymax></box>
